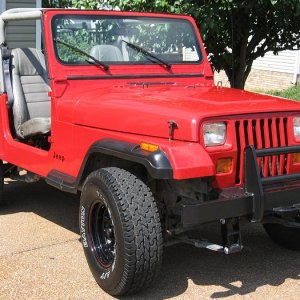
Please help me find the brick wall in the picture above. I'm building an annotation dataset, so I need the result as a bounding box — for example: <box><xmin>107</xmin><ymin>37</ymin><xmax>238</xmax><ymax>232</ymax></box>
<box><xmin>214</xmin><ymin>69</ymin><xmax>298</xmax><ymax>91</ymax></box>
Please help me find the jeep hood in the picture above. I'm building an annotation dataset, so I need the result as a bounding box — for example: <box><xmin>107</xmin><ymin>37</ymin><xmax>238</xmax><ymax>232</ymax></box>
<box><xmin>73</xmin><ymin>85</ymin><xmax>300</xmax><ymax>142</ymax></box>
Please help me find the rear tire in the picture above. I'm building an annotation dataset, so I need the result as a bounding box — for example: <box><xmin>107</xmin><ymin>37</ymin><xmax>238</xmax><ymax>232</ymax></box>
<box><xmin>80</xmin><ymin>167</ymin><xmax>163</xmax><ymax>296</ymax></box>
<box><xmin>264</xmin><ymin>216</ymin><xmax>300</xmax><ymax>250</ymax></box>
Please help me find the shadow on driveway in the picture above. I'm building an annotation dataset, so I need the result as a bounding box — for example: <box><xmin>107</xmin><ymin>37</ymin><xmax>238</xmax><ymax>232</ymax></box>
<box><xmin>137</xmin><ymin>227</ymin><xmax>300</xmax><ymax>299</ymax></box>
<box><xmin>1</xmin><ymin>180</ymin><xmax>300</xmax><ymax>299</ymax></box>
<box><xmin>0</xmin><ymin>180</ymin><xmax>80</xmax><ymax>234</ymax></box>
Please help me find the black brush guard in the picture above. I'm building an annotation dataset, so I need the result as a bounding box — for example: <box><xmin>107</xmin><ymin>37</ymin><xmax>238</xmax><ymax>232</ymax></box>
<box><xmin>179</xmin><ymin>145</ymin><xmax>300</xmax><ymax>229</ymax></box>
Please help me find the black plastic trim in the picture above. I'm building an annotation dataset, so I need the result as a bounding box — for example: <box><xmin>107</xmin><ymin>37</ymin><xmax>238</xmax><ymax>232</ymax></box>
<box><xmin>46</xmin><ymin>139</ymin><xmax>173</xmax><ymax>193</ymax></box>
<box><xmin>85</xmin><ymin>139</ymin><xmax>173</xmax><ymax>179</ymax></box>
<box><xmin>46</xmin><ymin>170</ymin><xmax>78</xmax><ymax>194</ymax></box>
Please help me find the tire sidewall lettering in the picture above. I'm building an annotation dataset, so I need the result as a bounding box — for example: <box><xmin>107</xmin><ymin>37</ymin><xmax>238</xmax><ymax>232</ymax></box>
<box><xmin>80</xmin><ymin>205</ymin><xmax>88</xmax><ymax>248</ymax></box>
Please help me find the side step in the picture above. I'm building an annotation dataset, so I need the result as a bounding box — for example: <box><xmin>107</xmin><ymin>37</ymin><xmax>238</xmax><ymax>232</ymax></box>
<box><xmin>176</xmin><ymin>218</ymin><xmax>243</xmax><ymax>255</ymax></box>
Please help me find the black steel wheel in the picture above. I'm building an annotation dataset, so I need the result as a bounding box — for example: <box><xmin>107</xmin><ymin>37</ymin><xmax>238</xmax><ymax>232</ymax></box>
<box><xmin>80</xmin><ymin>167</ymin><xmax>163</xmax><ymax>296</ymax></box>
<box><xmin>264</xmin><ymin>215</ymin><xmax>300</xmax><ymax>250</ymax></box>
<box><xmin>90</xmin><ymin>201</ymin><xmax>115</xmax><ymax>268</ymax></box>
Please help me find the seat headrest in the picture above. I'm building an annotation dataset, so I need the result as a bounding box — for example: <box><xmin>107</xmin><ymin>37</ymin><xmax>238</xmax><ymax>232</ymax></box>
<box><xmin>89</xmin><ymin>45</ymin><xmax>123</xmax><ymax>62</ymax></box>
<box><xmin>11</xmin><ymin>48</ymin><xmax>47</xmax><ymax>76</ymax></box>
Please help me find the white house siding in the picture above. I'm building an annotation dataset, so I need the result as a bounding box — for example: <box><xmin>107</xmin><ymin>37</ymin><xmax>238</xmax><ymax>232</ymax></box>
<box><xmin>252</xmin><ymin>50</ymin><xmax>298</xmax><ymax>73</ymax></box>
<box><xmin>5</xmin><ymin>0</ymin><xmax>38</xmax><ymax>48</ymax></box>
<box><xmin>215</xmin><ymin>49</ymin><xmax>300</xmax><ymax>90</ymax></box>
<box><xmin>246</xmin><ymin>49</ymin><xmax>300</xmax><ymax>90</ymax></box>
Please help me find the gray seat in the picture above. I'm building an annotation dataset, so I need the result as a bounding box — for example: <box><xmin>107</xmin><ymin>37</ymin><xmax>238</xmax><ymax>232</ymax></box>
<box><xmin>89</xmin><ymin>45</ymin><xmax>123</xmax><ymax>62</ymax></box>
<box><xmin>11</xmin><ymin>48</ymin><xmax>51</xmax><ymax>139</ymax></box>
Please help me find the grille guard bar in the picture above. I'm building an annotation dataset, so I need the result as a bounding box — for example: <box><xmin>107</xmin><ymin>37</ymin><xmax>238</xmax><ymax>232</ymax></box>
<box><xmin>175</xmin><ymin>145</ymin><xmax>300</xmax><ymax>231</ymax></box>
<box><xmin>245</xmin><ymin>145</ymin><xmax>300</xmax><ymax>222</ymax></box>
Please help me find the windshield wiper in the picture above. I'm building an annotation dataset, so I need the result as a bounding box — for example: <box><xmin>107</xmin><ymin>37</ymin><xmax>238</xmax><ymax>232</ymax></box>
<box><xmin>122</xmin><ymin>40</ymin><xmax>171</xmax><ymax>70</ymax></box>
<box><xmin>54</xmin><ymin>39</ymin><xmax>109</xmax><ymax>71</ymax></box>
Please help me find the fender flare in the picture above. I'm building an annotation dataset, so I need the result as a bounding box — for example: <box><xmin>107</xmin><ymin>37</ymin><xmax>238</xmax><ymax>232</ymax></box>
<box><xmin>46</xmin><ymin>139</ymin><xmax>173</xmax><ymax>193</ymax></box>
<box><xmin>83</xmin><ymin>139</ymin><xmax>173</xmax><ymax>179</ymax></box>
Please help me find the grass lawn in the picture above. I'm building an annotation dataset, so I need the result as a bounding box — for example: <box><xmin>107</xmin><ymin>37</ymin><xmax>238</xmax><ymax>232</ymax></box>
<box><xmin>263</xmin><ymin>85</ymin><xmax>300</xmax><ymax>101</ymax></box>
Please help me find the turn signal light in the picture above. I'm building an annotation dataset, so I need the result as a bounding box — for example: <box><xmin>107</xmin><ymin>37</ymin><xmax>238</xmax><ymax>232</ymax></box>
<box><xmin>292</xmin><ymin>153</ymin><xmax>300</xmax><ymax>164</ymax></box>
<box><xmin>140</xmin><ymin>142</ymin><xmax>159</xmax><ymax>152</ymax></box>
<box><xmin>216</xmin><ymin>158</ymin><xmax>233</xmax><ymax>174</ymax></box>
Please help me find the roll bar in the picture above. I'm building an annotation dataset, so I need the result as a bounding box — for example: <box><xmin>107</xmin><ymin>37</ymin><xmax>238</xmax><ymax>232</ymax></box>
<box><xmin>0</xmin><ymin>8</ymin><xmax>43</xmax><ymax>45</ymax></box>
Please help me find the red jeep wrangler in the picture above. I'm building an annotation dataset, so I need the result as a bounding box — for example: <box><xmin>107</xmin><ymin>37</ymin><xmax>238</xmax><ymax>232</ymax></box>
<box><xmin>0</xmin><ymin>8</ymin><xmax>299</xmax><ymax>296</ymax></box>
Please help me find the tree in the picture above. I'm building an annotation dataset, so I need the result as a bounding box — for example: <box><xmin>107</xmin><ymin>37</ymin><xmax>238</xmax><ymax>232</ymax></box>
<box><xmin>44</xmin><ymin>0</ymin><xmax>300</xmax><ymax>89</ymax></box>
<box><xmin>42</xmin><ymin>0</ymin><xmax>72</xmax><ymax>7</ymax></box>
<box><xmin>43</xmin><ymin>0</ymin><xmax>109</xmax><ymax>9</ymax></box>
<box><xmin>191</xmin><ymin>0</ymin><xmax>300</xmax><ymax>89</ymax></box>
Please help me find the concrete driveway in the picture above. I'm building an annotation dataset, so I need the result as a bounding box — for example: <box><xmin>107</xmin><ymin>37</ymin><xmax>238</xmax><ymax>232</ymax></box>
<box><xmin>0</xmin><ymin>180</ymin><xmax>299</xmax><ymax>300</ymax></box>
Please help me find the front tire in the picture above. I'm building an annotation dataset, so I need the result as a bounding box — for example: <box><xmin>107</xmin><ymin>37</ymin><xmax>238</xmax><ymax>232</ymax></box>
<box><xmin>80</xmin><ymin>167</ymin><xmax>163</xmax><ymax>296</ymax></box>
<box><xmin>264</xmin><ymin>215</ymin><xmax>300</xmax><ymax>250</ymax></box>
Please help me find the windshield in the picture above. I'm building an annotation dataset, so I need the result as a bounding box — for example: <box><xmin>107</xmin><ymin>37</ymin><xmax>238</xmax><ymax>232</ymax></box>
<box><xmin>52</xmin><ymin>15</ymin><xmax>202</xmax><ymax>65</ymax></box>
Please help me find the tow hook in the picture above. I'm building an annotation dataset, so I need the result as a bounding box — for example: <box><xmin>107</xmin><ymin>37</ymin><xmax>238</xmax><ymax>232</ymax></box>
<box><xmin>221</xmin><ymin>218</ymin><xmax>243</xmax><ymax>254</ymax></box>
<box><xmin>174</xmin><ymin>218</ymin><xmax>243</xmax><ymax>255</ymax></box>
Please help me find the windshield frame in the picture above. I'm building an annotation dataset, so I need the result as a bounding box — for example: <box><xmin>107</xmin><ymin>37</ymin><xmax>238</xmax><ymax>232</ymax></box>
<box><xmin>51</xmin><ymin>14</ymin><xmax>203</xmax><ymax>67</ymax></box>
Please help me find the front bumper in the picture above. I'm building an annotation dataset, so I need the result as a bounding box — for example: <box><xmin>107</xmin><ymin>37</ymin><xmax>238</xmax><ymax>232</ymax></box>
<box><xmin>179</xmin><ymin>145</ymin><xmax>300</xmax><ymax>229</ymax></box>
